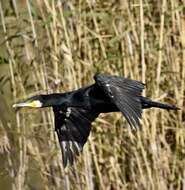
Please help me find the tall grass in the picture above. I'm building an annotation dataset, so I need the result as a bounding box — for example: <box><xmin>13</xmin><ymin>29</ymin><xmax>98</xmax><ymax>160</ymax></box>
<box><xmin>0</xmin><ymin>0</ymin><xmax>184</xmax><ymax>189</ymax></box>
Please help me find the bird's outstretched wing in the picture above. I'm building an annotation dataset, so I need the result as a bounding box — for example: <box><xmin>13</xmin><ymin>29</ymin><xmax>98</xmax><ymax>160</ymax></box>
<box><xmin>53</xmin><ymin>107</ymin><xmax>99</xmax><ymax>167</ymax></box>
<box><xmin>94</xmin><ymin>74</ymin><xmax>145</xmax><ymax>129</ymax></box>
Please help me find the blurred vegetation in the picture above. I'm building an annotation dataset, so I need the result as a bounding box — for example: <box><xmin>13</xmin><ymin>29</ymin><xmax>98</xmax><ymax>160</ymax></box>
<box><xmin>0</xmin><ymin>0</ymin><xmax>185</xmax><ymax>189</ymax></box>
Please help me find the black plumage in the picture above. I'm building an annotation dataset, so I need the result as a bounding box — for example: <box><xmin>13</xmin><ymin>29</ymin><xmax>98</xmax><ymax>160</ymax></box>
<box><xmin>13</xmin><ymin>74</ymin><xmax>179</xmax><ymax>167</ymax></box>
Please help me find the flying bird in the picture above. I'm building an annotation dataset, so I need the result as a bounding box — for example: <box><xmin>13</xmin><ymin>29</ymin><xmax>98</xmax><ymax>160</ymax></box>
<box><xmin>13</xmin><ymin>74</ymin><xmax>179</xmax><ymax>167</ymax></box>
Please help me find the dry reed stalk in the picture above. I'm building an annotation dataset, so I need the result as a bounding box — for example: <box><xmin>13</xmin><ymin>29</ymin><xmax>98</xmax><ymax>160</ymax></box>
<box><xmin>140</xmin><ymin>0</ymin><xmax>146</xmax><ymax>89</ymax></box>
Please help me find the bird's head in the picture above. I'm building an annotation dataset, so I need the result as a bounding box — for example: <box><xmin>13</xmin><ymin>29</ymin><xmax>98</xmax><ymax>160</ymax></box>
<box><xmin>13</xmin><ymin>93</ymin><xmax>68</xmax><ymax>109</ymax></box>
<box><xmin>13</xmin><ymin>95</ymin><xmax>44</xmax><ymax>109</ymax></box>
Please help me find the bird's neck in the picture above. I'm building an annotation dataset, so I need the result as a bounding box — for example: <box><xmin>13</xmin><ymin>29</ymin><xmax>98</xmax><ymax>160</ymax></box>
<box><xmin>43</xmin><ymin>93</ymin><xmax>70</xmax><ymax>107</ymax></box>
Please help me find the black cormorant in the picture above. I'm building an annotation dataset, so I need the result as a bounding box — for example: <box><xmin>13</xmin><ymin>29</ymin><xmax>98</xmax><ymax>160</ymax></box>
<box><xmin>13</xmin><ymin>74</ymin><xmax>179</xmax><ymax>167</ymax></box>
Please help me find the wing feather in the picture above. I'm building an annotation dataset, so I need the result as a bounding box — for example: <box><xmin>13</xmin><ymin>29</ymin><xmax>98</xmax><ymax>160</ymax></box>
<box><xmin>94</xmin><ymin>74</ymin><xmax>144</xmax><ymax>129</ymax></box>
<box><xmin>53</xmin><ymin>107</ymin><xmax>99</xmax><ymax>167</ymax></box>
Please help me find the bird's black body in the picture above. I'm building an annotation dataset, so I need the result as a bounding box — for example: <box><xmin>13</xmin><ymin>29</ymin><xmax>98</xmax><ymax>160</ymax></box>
<box><xmin>13</xmin><ymin>74</ymin><xmax>179</xmax><ymax>167</ymax></box>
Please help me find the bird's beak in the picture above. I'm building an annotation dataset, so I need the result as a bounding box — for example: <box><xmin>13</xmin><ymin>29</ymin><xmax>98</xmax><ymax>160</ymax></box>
<box><xmin>13</xmin><ymin>100</ymin><xmax>42</xmax><ymax>108</ymax></box>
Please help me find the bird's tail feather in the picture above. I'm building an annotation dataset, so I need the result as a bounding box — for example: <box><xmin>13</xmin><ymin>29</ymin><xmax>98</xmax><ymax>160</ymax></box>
<box><xmin>141</xmin><ymin>97</ymin><xmax>179</xmax><ymax>110</ymax></box>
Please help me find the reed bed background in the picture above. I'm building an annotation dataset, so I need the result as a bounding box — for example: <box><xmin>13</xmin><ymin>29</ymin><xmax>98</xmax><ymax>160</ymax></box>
<box><xmin>0</xmin><ymin>0</ymin><xmax>185</xmax><ymax>189</ymax></box>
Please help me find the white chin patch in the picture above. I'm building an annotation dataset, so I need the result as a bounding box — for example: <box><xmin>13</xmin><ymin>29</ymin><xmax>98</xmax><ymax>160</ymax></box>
<box><xmin>33</xmin><ymin>100</ymin><xmax>43</xmax><ymax>107</ymax></box>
